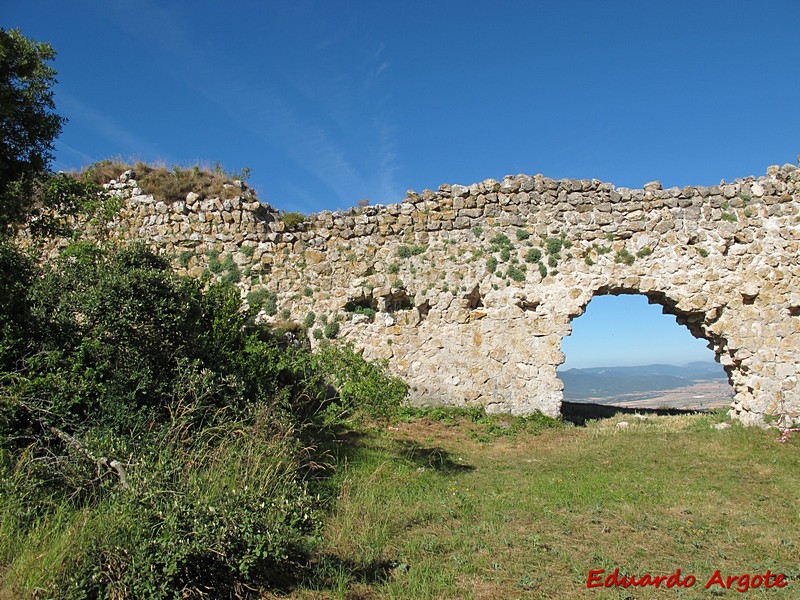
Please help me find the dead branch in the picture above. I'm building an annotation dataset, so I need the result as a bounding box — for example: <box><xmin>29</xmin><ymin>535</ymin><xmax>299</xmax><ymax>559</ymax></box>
<box><xmin>50</xmin><ymin>427</ymin><xmax>131</xmax><ymax>491</ymax></box>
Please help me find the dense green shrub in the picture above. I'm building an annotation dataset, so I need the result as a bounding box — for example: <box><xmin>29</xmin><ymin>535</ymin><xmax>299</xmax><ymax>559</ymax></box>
<box><xmin>220</xmin><ymin>253</ymin><xmax>241</xmax><ymax>283</ymax></box>
<box><xmin>313</xmin><ymin>343</ymin><xmax>407</xmax><ymax>424</ymax></box>
<box><xmin>0</xmin><ymin>242</ymin><xmax>35</xmax><ymax>352</ymax></box>
<box><xmin>0</xmin><ymin>242</ymin><xmax>407</xmax><ymax>598</ymax></box>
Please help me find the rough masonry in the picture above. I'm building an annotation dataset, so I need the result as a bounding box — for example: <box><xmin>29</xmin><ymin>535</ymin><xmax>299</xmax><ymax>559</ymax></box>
<box><xmin>51</xmin><ymin>161</ymin><xmax>800</xmax><ymax>425</ymax></box>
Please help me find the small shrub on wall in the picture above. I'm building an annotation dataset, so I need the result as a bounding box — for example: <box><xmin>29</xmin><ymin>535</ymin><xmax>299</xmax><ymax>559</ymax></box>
<box><xmin>281</xmin><ymin>211</ymin><xmax>307</xmax><ymax>228</ymax></box>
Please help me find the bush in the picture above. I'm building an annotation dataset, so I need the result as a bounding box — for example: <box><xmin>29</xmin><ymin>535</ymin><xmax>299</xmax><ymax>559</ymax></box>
<box><xmin>323</xmin><ymin>320</ymin><xmax>340</xmax><ymax>339</ymax></box>
<box><xmin>207</xmin><ymin>249</ymin><xmax>223</xmax><ymax>273</ymax></box>
<box><xmin>397</xmin><ymin>244</ymin><xmax>426</xmax><ymax>258</ymax></box>
<box><xmin>545</xmin><ymin>237</ymin><xmax>563</xmax><ymax>256</ymax></box>
<box><xmin>15</xmin><ymin>411</ymin><xmax>319</xmax><ymax>599</ymax></box>
<box><xmin>313</xmin><ymin>344</ymin><xmax>407</xmax><ymax>424</ymax></box>
<box><xmin>614</xmin><ymin>248</ymin><xmax>635</xmax><ymax>265</ymax></box>
<box><xmin>0</xmin><ymin>242</ymin><xmax>36</xmax><ymax>372</ymax></box>
<box><xmin>488</xmin><ymin>233</ymin><xmax>513</xmax><ymax>253</ymax></box>
<box><xmin>281</xmin><ymin>212</ymin><xmax>307</xmax><ymax>228</ymax></box>
<box><xmin>177</xmin><ymin>249</ymin><xmax>194</xmax><ymax>267</ymax></box>
<box><xmin>247</xmin><ymin>288</ymin><xmax>277</xmax><ymax>315</ymax></box>
<box><xmin>0</xmin><ymin>241</ymin><xmax>410</xmax><ymax>597</ymax></box>
<box><xmin>524</xmin><ymin>248</ymin><xmax>542</xmax><ymax>263</ymax></box>
<box><xmin>220</xmin><ymin>253</ymin><xmax>241</xmax><ymax>283</ymax></box>
<box><xmin>506</xmin><ymin>265</ymin><xmax>526</xmax><ymax>282</ymax></box>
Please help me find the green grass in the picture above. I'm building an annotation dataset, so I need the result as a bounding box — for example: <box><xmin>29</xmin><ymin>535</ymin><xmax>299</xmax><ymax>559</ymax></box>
<box><xmin>281</xmin><ymin>409</ymin><xmax>800</xmax><ymax>599</ymax></box>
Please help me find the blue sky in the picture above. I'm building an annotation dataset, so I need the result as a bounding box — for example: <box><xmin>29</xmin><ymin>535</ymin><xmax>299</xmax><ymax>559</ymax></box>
<box><xmin>6</xmin><ymin>1</ymin><xmax>799</xmax><ymax>369</ymax></box>
<box><xmin>560</xmin><ymin>295</ymin><xmax>715</xmax><ymax>370</ymax></box>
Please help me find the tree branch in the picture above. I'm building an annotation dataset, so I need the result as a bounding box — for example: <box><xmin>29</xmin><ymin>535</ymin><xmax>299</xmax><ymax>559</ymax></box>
<box><xmin>49</xmin><ymin>426</ymin><xmax>131</xmax><ymax>491</ymax></box>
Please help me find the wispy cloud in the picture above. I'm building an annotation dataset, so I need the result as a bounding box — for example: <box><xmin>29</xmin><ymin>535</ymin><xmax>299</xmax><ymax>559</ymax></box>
<box><xmin>100</xmin><ymin>1</ymin><xmax>403</xmax><ymax>212</ymax></box>
<box><xmin>371</xmin><ymin>115</ymin><xmax>401</xmax><ymax>204</ymax></box>
<box><xmin>58</xmin><ymin>92</ymin><xmax>163</xmax><ymax>161</ymax></box>
<box><xmin>52</xmin><ymin>140</ymin><xmax>94</xmax><ymax>172</ymax></box>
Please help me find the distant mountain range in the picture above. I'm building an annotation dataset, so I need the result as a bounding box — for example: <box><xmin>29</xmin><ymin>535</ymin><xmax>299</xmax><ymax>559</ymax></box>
<box><xmin>557</xmin><ymin>361</ymin><xmax>728</xmax><ymax>400</ymax></box>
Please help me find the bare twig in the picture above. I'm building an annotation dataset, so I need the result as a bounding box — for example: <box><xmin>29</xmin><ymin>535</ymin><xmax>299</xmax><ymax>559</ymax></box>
<box><xmin>49</xmin><ymin>427</ymin><xmax>131</xmax><ymax>490</ymax></box>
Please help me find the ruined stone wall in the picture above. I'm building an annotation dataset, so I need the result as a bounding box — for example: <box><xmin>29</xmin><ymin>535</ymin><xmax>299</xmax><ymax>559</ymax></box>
<box><xmin>70</xmin><ymin>161</ymin><xmax>800</xmax><ymax>425</ymax></box>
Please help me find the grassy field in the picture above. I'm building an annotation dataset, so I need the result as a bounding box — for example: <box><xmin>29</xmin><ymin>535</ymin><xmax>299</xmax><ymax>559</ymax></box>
<box><xmin>276</xmin><ymin>409</ymin><xmax>799</xmax><ymax>599</ymax></box>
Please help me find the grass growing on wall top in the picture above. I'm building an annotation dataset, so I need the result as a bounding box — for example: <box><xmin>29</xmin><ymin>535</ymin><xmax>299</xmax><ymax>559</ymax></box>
<box><xmin>76</xmin><ymin>159</ymin><xmax>252</xmax><ymax>202</ymax></box>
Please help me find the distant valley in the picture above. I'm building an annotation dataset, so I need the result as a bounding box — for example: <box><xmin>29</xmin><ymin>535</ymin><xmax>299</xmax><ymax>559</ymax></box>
<box><xmin>557</xmin><ymin>361</ymin><xmax>733</xmax><ymax>410</ymax></box>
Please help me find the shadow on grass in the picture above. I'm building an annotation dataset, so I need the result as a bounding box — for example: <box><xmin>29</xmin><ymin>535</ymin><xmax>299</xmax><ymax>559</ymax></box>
<box><xmin>264</xmin><ymin>552</ymin><xmax>398</xmax><ymax>596</ymax></box>
<box><xmin>393</xmin><ymin>439</ymin><xmax>475</xmax><ymax>473</ymax></box>
<box><xmin>561</xmin><ymin>400</ymin><xmax>707</xmax><ymax>426</ymax></box>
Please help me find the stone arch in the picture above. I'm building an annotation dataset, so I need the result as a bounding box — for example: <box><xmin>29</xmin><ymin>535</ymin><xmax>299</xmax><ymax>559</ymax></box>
<box><xmin>554</xmin><ymin>278</ymin><xmax>761</xmax><ymax>424</ymax></box>
<box><xmin>559</xmin><ymin>285</ymin><xmax>735</xmax><ymax>410</ymax></box>
<box><xmin>567</xmin><ymin>285</ymin><xmax>728</xmax><ymax>364</ymax></box>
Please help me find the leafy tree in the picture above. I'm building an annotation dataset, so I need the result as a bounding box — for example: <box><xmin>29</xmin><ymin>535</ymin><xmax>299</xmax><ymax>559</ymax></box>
<box><xmin>0</xmin><ymin>241</ymin><xmax>36</xmax><ymax>370</ymax></box>
<box><xmin>0</xmin><ymin>28</ymin><xmax>65</xmax><ymax>234</ymax></box>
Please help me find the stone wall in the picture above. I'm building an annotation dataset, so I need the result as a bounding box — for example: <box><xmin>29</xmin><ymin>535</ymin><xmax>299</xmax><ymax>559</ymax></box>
<box><xmin>60</xmin><ymin>161</ymin><xmax>800</xmax><ymax>425</ymax></box>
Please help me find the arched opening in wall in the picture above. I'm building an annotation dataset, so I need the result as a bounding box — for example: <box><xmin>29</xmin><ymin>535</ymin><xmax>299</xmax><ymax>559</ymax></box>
<box><xmin>557</xmin><ymin>293</ymin><xmax>734</xmax><ymax>423</ymax></box>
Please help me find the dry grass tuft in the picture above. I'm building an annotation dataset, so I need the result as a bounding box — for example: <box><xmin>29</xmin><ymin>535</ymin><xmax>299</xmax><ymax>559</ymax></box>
<box><xmin>73</xmin><ymin>160</ymin><xmax>251</xmax><ymax>202</ymax></box>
